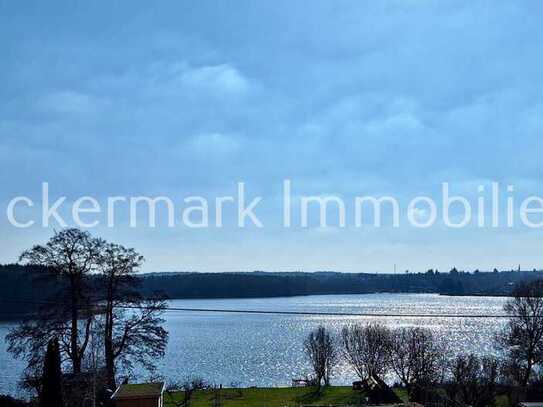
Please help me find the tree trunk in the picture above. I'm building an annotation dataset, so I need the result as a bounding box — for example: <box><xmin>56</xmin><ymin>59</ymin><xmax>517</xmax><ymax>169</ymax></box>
<box><xmin>522</xmin><ymin>359</ymin><xmax>532</xmax><ymax>388</ymax></box>
<box><xmin>70</xmin><ymin>276</ymin><xmax>81</xmax><ymax>374</ymax></box>
<box><xmin>104</xmin><ymin>277</ymin><xmax>117</xmax><ymax>390</ymax></box>
<box><xmin>105</xmin><ymin>305</ymin><xmax>116</xmax><ymax>390</ymax></box>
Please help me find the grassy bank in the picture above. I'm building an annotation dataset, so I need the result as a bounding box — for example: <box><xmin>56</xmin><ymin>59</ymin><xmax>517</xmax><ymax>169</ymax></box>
<box><xmin>164</xmin><ymin>386</ymin><xmax>408</xmax><ymax>407</ymax></box>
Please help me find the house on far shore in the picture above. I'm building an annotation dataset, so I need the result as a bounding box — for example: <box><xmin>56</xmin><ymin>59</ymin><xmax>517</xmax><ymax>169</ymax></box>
<box><xmin>111</xmin><ymin>382</ymin><xmax>165</xmax><ymax>407</ymax></box>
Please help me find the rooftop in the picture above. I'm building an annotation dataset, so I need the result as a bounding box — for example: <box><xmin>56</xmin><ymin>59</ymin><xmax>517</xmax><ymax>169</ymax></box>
<box><xmin>111</xmin><ymin>382</ymin><xmax>165</xmax><ymax>400</ymax></box>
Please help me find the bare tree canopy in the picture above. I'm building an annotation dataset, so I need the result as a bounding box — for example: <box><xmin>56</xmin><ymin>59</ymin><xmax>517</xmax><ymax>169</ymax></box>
<box><xmin>496</xmin><ymin>280</ymin><xmax>543</xmax><ymax>387</ymax></box>
<box><xmin>107</xmin><ymin>298</ymin><xmax>168</xmax><ymax>384</ymax></box>
<box><xmin>389</xmin><ymin>327</ymin><xmax>445</xmax><ymax>398</ymax></box>
<box><xmin>446</xmin><ymin>353</ymin><xmax>500</xmax><ymax>407</ymax></box>
<box><xmin>97</xmin><ymin>242</ymin><xmax>168</xmax><ymax>389</ymax></box>
<box><xmin>341</xmin><ymin>323</ymin><xmax>391</xmax><ymax>380</ymax></box>
<box><xmin>304</xmin><ymin>325</ymin><xmax>337</xmax><ymax>389</ymax></box>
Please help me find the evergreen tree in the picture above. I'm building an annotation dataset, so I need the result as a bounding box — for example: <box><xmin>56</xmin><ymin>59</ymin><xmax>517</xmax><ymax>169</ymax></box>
<box><xmin>40</xmin><ymin>338</ymin><xmax>63</xmax><ymax>407</ymax></box>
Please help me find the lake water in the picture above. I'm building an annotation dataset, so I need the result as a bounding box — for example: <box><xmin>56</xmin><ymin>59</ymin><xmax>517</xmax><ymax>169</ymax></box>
<box><xmin>0</xmin><ymin>293</ymin><xmax>508</xmax><ymax>397</ymax></box>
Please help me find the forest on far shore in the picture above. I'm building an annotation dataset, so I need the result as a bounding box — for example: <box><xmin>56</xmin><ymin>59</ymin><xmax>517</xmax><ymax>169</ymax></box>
<box><xmin>2</xmin><ymin>264</ymin><xmax>543</xmax><ymax>320</ymax></box>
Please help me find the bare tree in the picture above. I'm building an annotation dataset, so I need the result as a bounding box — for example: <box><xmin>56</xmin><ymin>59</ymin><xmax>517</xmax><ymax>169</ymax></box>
<box><xmin>7</xmin><ymin>229</ymin><xmax>103</xmax><ymax>375</ymax></box>
<box><xmin>304</xmin><ymin>325</ymin><xmax>337</xmax><ymax>389</ymax></box>
<box><xmin>446</xmin><ymin>353</ymin><xmax>499</xmax><ymax>407</ymax></box>
<box><xmin>97</xmin><ymin>242</ymin><xmax>151</xmax><ymax>389</ymax></box>
<box><xmin>104</xmin><ymin>297</ymin><xmax>168</xmax><ymax>388</ymax></box>
<box><xmin>341</xmin><ymin>323</ymin><xmax>391</xmax><ymax>380</ymax></box>
<box><xmin>496</xmin><ymin>280</ymin><xmax>543</xmax><ymax>387</ymax></box>
<box><xmin>389</xmin><ymin>327</ymin><xmax>445</xmax><ymax>399</ymax></box>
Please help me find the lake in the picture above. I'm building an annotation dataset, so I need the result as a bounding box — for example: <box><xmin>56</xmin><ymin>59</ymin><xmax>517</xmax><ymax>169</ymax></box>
<box><xmin>0</xmin><ymin>293</ymin><xmax>508</xmax><ymax>397</ymax></box>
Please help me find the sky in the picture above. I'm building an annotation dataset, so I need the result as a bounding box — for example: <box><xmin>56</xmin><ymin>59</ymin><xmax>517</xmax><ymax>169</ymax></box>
<box><xmin>1</xmin><ymin>1</ymin><xmax>543</xmax><ymax>273</ymax></box>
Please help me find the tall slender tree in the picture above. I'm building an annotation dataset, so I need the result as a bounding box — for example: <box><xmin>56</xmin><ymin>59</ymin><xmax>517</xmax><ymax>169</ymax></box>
<box><xmin>40</xmin><ymin>338</ymin><xmax>63</xmax><ymax>407</ymax></box>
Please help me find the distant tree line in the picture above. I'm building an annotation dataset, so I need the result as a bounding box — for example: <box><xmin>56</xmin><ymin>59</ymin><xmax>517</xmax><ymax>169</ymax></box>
<box><xmin>141</xmin><ymin>269</ymin><xmax>543</xmax><ymax>298</ymax></box>
<box><xmin>2</xmin><ymin>265</ymin><xmax>543</xmax><ymax>320</ymax></box>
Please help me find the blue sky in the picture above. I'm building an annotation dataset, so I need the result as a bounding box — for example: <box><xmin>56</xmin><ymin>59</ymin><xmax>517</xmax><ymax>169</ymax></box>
<box><xmin>1</xmin><ymin>1</ymin><xmax>543</xmax><ymax>272</ymax></box>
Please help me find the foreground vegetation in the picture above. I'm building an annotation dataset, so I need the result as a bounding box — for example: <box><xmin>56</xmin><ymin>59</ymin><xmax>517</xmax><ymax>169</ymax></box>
<box><xmin>164</xmin><ymin>386</ymin><xmax>407</xmax><ymax>407</ymax></box>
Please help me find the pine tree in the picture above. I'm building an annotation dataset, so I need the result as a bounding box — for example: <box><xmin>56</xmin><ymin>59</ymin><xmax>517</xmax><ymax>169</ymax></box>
<box><xmin>40</xmin><ymin>338</ymin><xmax>63</xmax><ymax>407</ymax></box>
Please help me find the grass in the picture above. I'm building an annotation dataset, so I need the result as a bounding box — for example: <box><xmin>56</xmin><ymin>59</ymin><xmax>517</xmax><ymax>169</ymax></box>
<box><xmin>164</xmin><ymin>386</ymin><xmax>407</xmax><ymax>407</ymax></box>
<box><xmin>495</xmin><ymin>394</ymin><xmax>510</xmax><ymax>407</ymax></box>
